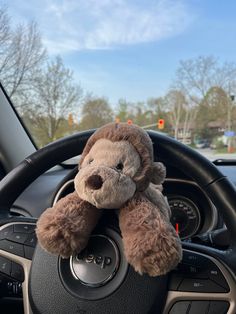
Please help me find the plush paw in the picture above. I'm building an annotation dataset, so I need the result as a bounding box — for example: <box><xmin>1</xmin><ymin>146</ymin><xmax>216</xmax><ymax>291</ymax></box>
<box><xmin>124</xmin><ymin>228</ymin><xmax>182</xmax><ymax>276</ymax></box>
<box><xmin>120</xmin><ymin>194</ymin><xmax>182</xmax><ymax>276</ymax></box>
<box><xmin>36</xmin><ymin>206</ymin><xmax>89</xmax><ymax>258</ymax></box>
<box><xmin>36</xmin><ymin>192</ymin><xmax>102</xmax><ymax>258</ymax></box>
<box><xmin>125</xmin><ymin>229</ymin><xmax>182</xmax><ymax>276</ymax></box>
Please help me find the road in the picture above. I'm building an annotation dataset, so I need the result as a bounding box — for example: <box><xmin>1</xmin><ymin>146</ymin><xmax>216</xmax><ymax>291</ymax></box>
<box><xmin>194</xmin><ymin>148</ymin><xmax>236</xmax><ymax>161</ymax></box>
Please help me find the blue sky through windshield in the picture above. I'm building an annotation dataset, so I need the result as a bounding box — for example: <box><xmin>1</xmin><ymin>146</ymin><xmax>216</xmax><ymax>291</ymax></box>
<box><xmin>7</xmin><ymin>0</ymin><xmax>236</xmax><ymax>103</ymax></box>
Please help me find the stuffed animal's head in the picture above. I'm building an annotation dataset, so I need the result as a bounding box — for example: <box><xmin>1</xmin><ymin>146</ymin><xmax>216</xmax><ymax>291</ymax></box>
<box><xmin>74</xmin><ymin>123</ymin><xmax>166</xmax><ymax>209</ymax></box>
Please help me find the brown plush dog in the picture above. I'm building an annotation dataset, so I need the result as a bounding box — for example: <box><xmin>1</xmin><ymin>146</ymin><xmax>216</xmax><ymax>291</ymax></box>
<box><xmin>36</xmin><ymin>123</ymin><xmax>182</xmax><ymax>276</ymax></box>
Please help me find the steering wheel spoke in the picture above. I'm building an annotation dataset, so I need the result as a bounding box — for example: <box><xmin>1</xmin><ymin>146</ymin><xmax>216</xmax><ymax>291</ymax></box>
<box><xmin>0</xmin><ymin>221</ymin><xmax>36</xmax><ymax>314</ymax></box>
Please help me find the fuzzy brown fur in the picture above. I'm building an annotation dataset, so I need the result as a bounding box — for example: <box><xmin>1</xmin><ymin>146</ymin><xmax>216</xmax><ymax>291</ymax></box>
<box><xmin>36</xmin><ymin>192</ymin><xmax>102</xmax><ymax>258</ymax></box>
<box><xmin>119</xmin><ymin>193</ymin><xmax>182</xmax><ymax>276</ymax></box>
<box><xmin>80</xmin><ymin>123</ymin><xmax>154</xmax><ymax>191</ymax></box>
<box><xmin>36</xmin><ymin>123</ymin><xmax>182</xmax><ymax>276</ymax></box>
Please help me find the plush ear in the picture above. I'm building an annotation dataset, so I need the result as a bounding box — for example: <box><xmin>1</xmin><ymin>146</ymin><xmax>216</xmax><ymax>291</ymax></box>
<box><xmin>151</xmin><ymin>162</ymin><xmax>166</xmax><ymax>185</ymax></box>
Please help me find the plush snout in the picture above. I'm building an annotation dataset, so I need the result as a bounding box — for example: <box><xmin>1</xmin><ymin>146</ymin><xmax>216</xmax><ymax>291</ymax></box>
<box><xmin>74</xmin><ymin>166</ymin><xmax>136</xmax><ymax>209</ymax></box>
<box><xmin>85</xmin><ymin>174</ymin><xmax>103</xmax><ymax>190</ymax></box>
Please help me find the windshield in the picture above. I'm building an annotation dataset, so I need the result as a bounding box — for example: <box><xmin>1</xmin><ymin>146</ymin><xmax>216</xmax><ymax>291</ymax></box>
<box><xmin>1</xmin><ymin>1</ymin><xmax>236</xmax><ymax>161</ymax></box>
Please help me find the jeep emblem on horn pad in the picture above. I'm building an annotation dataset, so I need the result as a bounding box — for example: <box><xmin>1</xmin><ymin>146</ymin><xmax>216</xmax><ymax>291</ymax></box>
<box><xmin>70</xmin><ymin>235</ymin><xmax>119</xmax><ymax>287</ymax></box>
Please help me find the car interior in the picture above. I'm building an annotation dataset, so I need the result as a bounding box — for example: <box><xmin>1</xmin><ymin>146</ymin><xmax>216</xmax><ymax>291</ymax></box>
<box><xmin>0</xmin><ymin>83</ymin><xmax>236</xmax><ymax>314</ymax></box>
<box><xmin>1</xmin><ymin>1</ymin><xmax>236</xmax><ymax>313</ymax></box>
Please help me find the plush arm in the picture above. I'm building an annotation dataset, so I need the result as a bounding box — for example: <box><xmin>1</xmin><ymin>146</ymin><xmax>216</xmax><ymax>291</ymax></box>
<box><xmin>151</xmin><ymin>162</ymin><xmax>166</xmax><ymax>185</ymax></box>
<box><xmin>36</xmin><ymin>192</ymin><xmax>102</xmax><ymax>258</ymax></box>
<box><xmin>144</xmin><ymin>183</ymin><xmax>171</xmax><ymax>220</ymax></box>
<box><xmin>119</xmin><ymin>193</ymin><xmax>182</xmax><ymax>276</ymax></box>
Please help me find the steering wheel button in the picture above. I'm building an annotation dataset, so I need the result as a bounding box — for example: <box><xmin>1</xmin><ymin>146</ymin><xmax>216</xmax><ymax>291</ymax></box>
<box><xmin>0</xmin><ymin>226</ymin><xmax>13</xmax><ymax>240</ymax></box>
<box><xmin>0</xmin><ymin>240</ymin><xmax>24</xmax><ymax>257</ymax></box>
<box><xmin>189</xmin><ymin>301</ymin><xmax>209</xmax><ymax>314</ymax></box>
<box><xmin>177</xmin><ymin>263</ymin><xmax>207</xmax><ymax>278</ymax></box>
<box><xmin>178</xmin><ymin>278</ymin><xmax>228</xmax><ymax>293</ymax></box>
<box><xmin>182</xmin><ymin>251</ymin><xmax>208</xmax><ymax>267</ymax></box>
<box><xmin>206</xmin><ymin>266</ymin><xmax>229</xmax><ymax>291</ymax></box>
<box><xmin>169</xmin><ymin>301</ymin><xmax>191</xmax><ymax>314</ymax></box>
<box><xmin>6</xmin><ymin>232</ymin><xmax>28</xmax><ymax>244</ymax></box>
<box><xmin>168</xmin><ymin>274</ymin><xmax>183</xmax><ymax>290</ymax></box>
<box><xmin>11</xmin><ymin>262</ymin><xmax>24</xmax><ymax>282</ymax></box>
<box><xmin>24</xmin><ymin>234</ymin><xmax>37</xmax><ymax>247</ymax></box>
<box><xmin>14</xmin><ymin>224</ymin><xmax>35</xmax><ymax>234</ymax></box>
<box><xmin>208</xmin><ymin>301</ymin><xmax>229</xmax><ymax>314</ymax></box>
<box><xmin>0</xmin><ymin>256</ymin><xmax>11</xmax><ymax>276</ymax></box>
<box><xmin>24</xmin><ymin>245</ymin><xmax>35</xmax><ymax>260</ymax></box>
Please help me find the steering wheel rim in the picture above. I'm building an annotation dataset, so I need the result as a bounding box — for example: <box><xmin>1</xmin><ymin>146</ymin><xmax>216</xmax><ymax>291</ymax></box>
<box><xmin>0</xmin><ymin>129</ymin><xmax>236</xmax><ymax>314</ymax></box>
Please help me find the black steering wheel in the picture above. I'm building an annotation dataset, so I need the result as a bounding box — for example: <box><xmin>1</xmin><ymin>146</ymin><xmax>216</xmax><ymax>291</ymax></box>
<box><xmin>0</xmin><ymin>130</ymin><xmax>236</xmax><ymax>314</ymax></box>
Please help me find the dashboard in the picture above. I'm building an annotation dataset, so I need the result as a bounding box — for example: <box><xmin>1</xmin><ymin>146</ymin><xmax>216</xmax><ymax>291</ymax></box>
<box><xmin>10</xmin><ymin>162</ymin><xmax>233</xmax><ymax>242</ymax></box>
<box><xmin>51</xmin><ymin>177</ymin><xmax>219</xmax><ymax>241</ymax></box>
<box><xmin>164</xmin><ymin>179</ymin><xmax>218</xmax><ymax>240</ymax></box>
<box><xmin>1</xmin><ymin>160</ymin><xmax>235</xmax><ymax>313</ymax></box>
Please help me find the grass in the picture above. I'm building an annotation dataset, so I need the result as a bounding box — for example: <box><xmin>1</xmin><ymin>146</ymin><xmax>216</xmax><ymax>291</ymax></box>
<box><xmin>215</xmin><ymin>147</ymin><xmax>236</xmax><ymax>154</ymax></box>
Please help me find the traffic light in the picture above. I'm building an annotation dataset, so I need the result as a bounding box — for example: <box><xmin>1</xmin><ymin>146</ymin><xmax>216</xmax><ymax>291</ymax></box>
<box><xmin>158</xmin><ymin>119</ymin><xmax>165</xmax><ymax>130</ymax></box>
<box><xmin>68</xmin><ymin>113</ymin><xmax>74</xmax><ymax>126</ymax></box>
<box><xmin>127</xmin><ymin>119</ymin><xmax>133</xmax><ymax>125</ymax></box>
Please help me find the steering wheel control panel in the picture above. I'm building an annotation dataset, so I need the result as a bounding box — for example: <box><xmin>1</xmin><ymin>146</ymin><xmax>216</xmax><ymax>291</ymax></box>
<box><xmin>0</xmin><ymin>255</ymin><xmax>24</xmax><ymax>298</ymax></box>
<box><xmin>169</xmin><ymin>300</ymin><xmax>229</xmax><ymax>314</ymax></box>
<box><xmin>169</xmin><ymin>250</ymin><xmax>229</xmax><ymax>293</ymax></box>
<box><xmin>0</xmin><ymin>223</ymin><xmax>36</xmax><ymax>299</ymax></box>
<box><xmin>168</xmin><ymin>250</ymin><xmax>230</xmax><ymax>313</ymax></box>
<box><xmin>0</xmin><ymin>223</ymin><xmax>36</xmax><ymax>260</ymax></box>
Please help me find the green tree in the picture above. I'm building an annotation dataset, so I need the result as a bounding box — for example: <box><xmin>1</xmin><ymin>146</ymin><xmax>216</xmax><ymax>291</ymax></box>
<box><xmin>115</xmin><ymin>99</ymin><xmax>135</xmax><ymax>122</ymax></box>
<box><xmin>79</xmin><ymin>96</ymin><xmax>114</xmax><ymax>130</ymax></box>
<box><xmin>196</xmin><ymin>86</ymin><xmax>229</xmax><ymax>140</ymax></box>
<box><xmin>147</xmin><ymin>97</ymin><xmax>166</xmax><ymax>117</ymax></box>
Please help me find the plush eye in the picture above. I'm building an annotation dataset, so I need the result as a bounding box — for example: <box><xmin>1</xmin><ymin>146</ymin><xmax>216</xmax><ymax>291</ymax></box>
<box><xmin>88</xmin><ymin>158</ymin><xmax>94</xmax><ymax>164</ymax></box>
<box><xmin>116</xmin><ymin>162</ymin><xmax>124</xmax><ymax>171</ymax></box>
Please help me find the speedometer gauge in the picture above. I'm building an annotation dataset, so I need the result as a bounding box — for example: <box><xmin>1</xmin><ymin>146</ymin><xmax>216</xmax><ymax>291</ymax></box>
<box><xmin>169</xmin><ymin>197</ymin><xmax>201</xmax><ymax>239</ymax></box>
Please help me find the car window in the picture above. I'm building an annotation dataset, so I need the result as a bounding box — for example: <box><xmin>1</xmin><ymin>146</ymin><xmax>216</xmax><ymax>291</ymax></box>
<box><xmin>1</xmin><ymin>1</ymin><xmax>236</xmax><ymax>161</ymax></box>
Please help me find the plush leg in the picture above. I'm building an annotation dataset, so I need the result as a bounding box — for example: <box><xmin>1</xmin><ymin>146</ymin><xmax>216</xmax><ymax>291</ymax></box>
<box><xmin>119</xmin><ymin>193</ymin><xmax>182</xmax><ymax>276</ymax></box>
<box><xmin>36</xmin><ymin>192</ymin><xmax>102</xmax><ymax>258</ymax></box>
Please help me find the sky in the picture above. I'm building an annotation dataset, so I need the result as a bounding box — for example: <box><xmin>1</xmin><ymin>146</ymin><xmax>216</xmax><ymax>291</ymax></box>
<box><xmin>6</xmin><ymin>0</ymin><xmax>236</xmax><ymax>104</ymax></box>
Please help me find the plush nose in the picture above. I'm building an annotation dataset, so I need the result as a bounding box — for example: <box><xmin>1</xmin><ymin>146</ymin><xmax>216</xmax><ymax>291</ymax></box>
<box><xmin>86</xmin><ymin>174</ymin><xmax>103</xmax><ymax>190</ymax></box>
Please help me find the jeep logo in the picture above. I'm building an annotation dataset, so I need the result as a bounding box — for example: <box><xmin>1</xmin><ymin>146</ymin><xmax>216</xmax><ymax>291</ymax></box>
<box><xmin>77</xmin><ymin>251</ymin><xmax>112</xmax><ymax>269</ymax></box>
<box><xmin>70</xmin><ymin>235</ymin><xmax>120</xmax><ymax>287</ymax></box>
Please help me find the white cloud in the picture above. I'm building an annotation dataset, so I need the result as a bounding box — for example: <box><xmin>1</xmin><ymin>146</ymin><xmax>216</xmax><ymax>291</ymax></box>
<box><xmin>11</xmin><ymin>0</ymin><xmax>195</xmax><ymax>54</ymax></box>
<box><xmin>85</xmin><ymin>0</ymin><xmax>191</xmax><ymax>47</ymax></box>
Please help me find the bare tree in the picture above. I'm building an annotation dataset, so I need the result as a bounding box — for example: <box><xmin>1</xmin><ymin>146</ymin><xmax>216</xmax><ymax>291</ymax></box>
<box><xmin>181</xmin><ymin>106</ymin><xmax>198</xmax><ymax>143</ymax></box>
<box><xmin>174</xmin><ymin>56</ymin><xmax>217</xmax><ymax>102</ymax></box>
<box><xmin>28</xmin><ymin>56</ymin><xmax>83</xmax><ymax>143</ymax></box>
<box><xmin>165</xmin><ymin>90</ymin><xmax>197</xmax><ymax>142</ymax></box>
<box><xmin>174</xmin><ymin>56</ymin><xmax>236</xmax><ymax>144</ymax></box>
<box><xmin>165</xmin><ymin>90</ymin><xmax>185</xmax><ymax>139</ymax></box>
<box><xmin>0</xmin><ymin>6</ymin><xmax>10</xmax><ymax>49</ymax></box>
<box><xmin>0</xmin><ymin>6</ymin><xmax>46</xmax><ymax>104</ymax></box>
<box><xmin>174</xmin><ymin>56</ymin><xmax>236</xmax><ymax>103</ymax></box>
